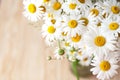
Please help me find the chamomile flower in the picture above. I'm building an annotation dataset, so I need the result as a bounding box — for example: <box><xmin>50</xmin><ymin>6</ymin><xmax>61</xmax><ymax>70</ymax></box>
<box><xmin>77</xmin><ymin>0</ymin><xmax>92</xmax><ymax>12</ymax></box>
<box><xmin>101</xmin><ymin>14</ymin><xmax>120</xmax><ymax>37</ymax></box>
<box><xmin>59</xmin><ymin>31</ymin><xmax>68</xmax><ymax>40</ymax></box>
<box><xmin>62</xmin><ymin>14</ymin><xmax>84</xmax><ymax>37</ymax></box>
<box><xmin>80</xmin><ymin>11</ymin><xmax>98</xmax><ymax>29</ymax></box>
<box><xmin>41</xmin><ymin>0</ymin><xmax>51</xmax><ymax>4</ymax></box>
<box><xmin>62</xmin><ymin>0</ymin><xmax>80</xmax><ymax>15</ymax></box>
<box><xmin>23</xmin><ymin>0</ymin><xmax>42</xmax><ymax>22</ymax></box>
<box><xmin>48</xmin><ymin>0</ymin><xmax>64</xmax><ymax>16</ymax></box>
<box><xmin>103</xmin><ymin>0</ymin><xmax>120</xmax><ymax>16</ymax></box>
<box><xmin>84</xmin><ymin>27</ymin><xmax>117</xmax><ymax>56</ymax></box>
<box><xmin>79</xmin><ymin>55</ymin><xmax>92</xmax><ymax>66</ymax></box>
<box><xmin>76</xmin><ymin>45</ymin><xmax>93</xmax><ymax>59</ymax></box>
<box><xmin>91</xmin><ymin>54</ymin><xmax>119</xmax><ymax>80</ymax></box>
<box><xmin>44</xmin><ymin>14</ymin><xmax>62</xmax><ymax>27</ymax></box>
<box><xmin>89</xmin><ymin>2</ymin><xmax>103</xmax><ymax>18</ymax></box>
<box><xmin>66</xmin><ymin>33</ymin><xmax>84</xmax><ymax>48</ymax></box>
<box><xmin>39</xmin><ymin>3</ymin><xmax>51</xmax><ymax>14</ymax></box>
<box><xmin>41</xmin><ymin>21</ymin><xmax>61</xmax><ymax>45</ymax></box>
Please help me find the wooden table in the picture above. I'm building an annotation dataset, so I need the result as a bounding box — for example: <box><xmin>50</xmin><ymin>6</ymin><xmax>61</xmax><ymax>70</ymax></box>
<box><xmin>0</xmin><ymin>0</ymin><xmax>120</xmax><ymax>80</ymax></box>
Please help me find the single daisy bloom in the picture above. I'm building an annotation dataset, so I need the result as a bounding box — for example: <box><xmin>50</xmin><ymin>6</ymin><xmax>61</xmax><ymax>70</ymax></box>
<box><xmin>44</xmin><ymin>14</ymin><xmax>62</xmax><ymax>27</ymax></box>
<box><xmin>62</xmin><ymin>14</ymin><xmax>84</xmax><ymax>37</ymax></box>
<box><xmin>103</xmin><ymin>0</ymin><xmax>120</xmax><ymax>16</ymax></box>
<box><xmin>77</xmin><ymin>0</ymin><xmax>92</xmax><ymax>12</ymax></box>
<box><xmin>89</xmin><ymin>2</ymin><xmax>103</xmax><ymax>18</ymax></box>
<box><xmin>23</xmin><ymin>0</ymin><xmax>43</xmax><ymax>22</ymax></box>
<box><xmin>66</xmin><ymin>33</ymin><xmax>84</xmax><ymax>48</ymax></box>
<box><xmin>62</xmin><ymin>0</ymin><xmax>80</xmax><ymax>15</ymax></box>
<box><xmin>75</xmin><ymin>47</ymin><xmax>93</xmax><ymax>66</ymax></box>
<box><xmin>79</xmin><ymin>55</ymin><xmax>92</xmax><ymax>66</ymax></box>
<box><xmin>101</xmin><ymin>14</ymin><xmax>120</xmax><ymax>37</ymax></box>
<box><xmin>76</xmin><ymin>45</ymin><xmax>93</xmax><ymax>59</ymax></box>
<box><xmin>61</xmin><ymin>41</ymin><xmax>71</xmax><ymax>51</ymax></box>
<box><xmin>39</xmin><ymin>3</ymin><xmax>51</xmax><ymax>14</ymax></box>
<box><xmin>84</xmin><ymin>27</ymin><xmax>117</xmax><ymax>56</ymax></box>
<box><xmin>48</xmin><ymin>0</ymin><xmax>64</xmax><ymax>16</ymax></box>
<box><xmin>80</xmin><ymin>10</ymin><xmax>98</xmax><ymax>29</ymax></box>
<box><xmin>91</xmin><ymin>54</ymin><xmax>119</xmax><ymax>80</ymax></box>
<box><xmin>41</xmin><ymin>0</ymin><xmax>51</xmax><ymax>4</ymax></box>
<box><xmin>41</xmin><ymin>21</ymin><xmax>61</xmax><ymax>45</ymax></box>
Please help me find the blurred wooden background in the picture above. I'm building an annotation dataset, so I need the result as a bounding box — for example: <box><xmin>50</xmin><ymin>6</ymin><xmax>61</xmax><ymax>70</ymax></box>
<box><xmin>0</xmin><ymin>0</ymin><xmax>120</xmax><ymax>80</ymax></box>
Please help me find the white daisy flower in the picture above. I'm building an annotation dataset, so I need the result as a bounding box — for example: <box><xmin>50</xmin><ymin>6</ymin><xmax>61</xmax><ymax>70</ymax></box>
<box><xmin>73</xmin><ymin>46</ymin><xmax>92</xmax><ymax>66</ymax></box>
<box><xmin>80</xmin><ymin>10</ymin><xmax>98</xmax><ymax>29</ymax></box>
<box><xmin>103</xmin><ymin>0</ymin><xmax>120</xmax><ymax>16</ymax></box>
<box><xmin>23</xmin><ymin>0</ymin><xmax>43</xmax><ymax>22</ymax></box>
<box><xmin>84</xmin><ymin>27</ymin><xmax>117</xmax><ymax>56</ymax></box>
<box><xmin>61</xmin><ymin>41</ymin><xmax>71</xmax><ymax>50</ymax></box>
<box><xmin>91</xmin><ymin>54</ymin><xmax>119</xmax><ymax>80</ymax></box>
<box><xmin>77</xmin><ymin>0</ymin><xmax>92</xmax><ymax>12</ymax></box>
<box><xmin>43</xmin><ymin>13</ymin><xmax>54</xmax><ymax>20</ymax></box>
<box><xmin>59</xmin><ymin>31</ymin><xmax>69</xmax><ymax>40</ymax></box>
<box><xmin>39</xmin><ymin>3</ymin><xmax>51</xmax><ymax>14</ymax></box>
<box><xmin>41</xmin><ymin>0</ymin><xmax>51</xmax><ymax>4</ymax></box>
<box><xmin>79</xmin><ymin>55</ymin><xmax>92</xmax><ymax>66</ymax></box>
<box><xmin>62</xmin><ymin>14</ymin><xmax>84</xmax><ymax>37</ymax></box>
<box><xmin>76</xmin><ymin>45</ymin><xmax>93</xmax><ymax>59</ymax></box>
<box><xmin>101</xmin><ymin>14</ymin><xmax>120</xmax><ymax>37</ymax></box>
<box><xmin>44</xmin><ymin>14</ymin><xmax>62</xmax><ymax>27</ymax></box>
<box><xmin>66</xmin><ymin>33</ymin><xmax>84</xmax><ymax>48</ymax></box>
<box><xmin>41</xmin><ymin>20</ymin><xmax>61</xmax><ymax>45</ymax></box>
<box><xmin>47</xmin><ymin>0</ymin><xmax>64</xmax><ymax>16</ymax></box>
<box><xmin>62</xmin><ymin>0</ymin><xmax>80</xmax><ymax>15</ymax></box>
<box><xmin>89</xmin><ymin>2</ymin><xmax>103</xmax><ymax>18</ymax></box>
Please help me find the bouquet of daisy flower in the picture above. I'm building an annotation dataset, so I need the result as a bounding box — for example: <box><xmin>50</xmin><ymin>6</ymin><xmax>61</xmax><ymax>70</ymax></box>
<box><xmin>23</xmin><ymin>0</ymin><xmax>120</xmax><ymax>80</ymax></box>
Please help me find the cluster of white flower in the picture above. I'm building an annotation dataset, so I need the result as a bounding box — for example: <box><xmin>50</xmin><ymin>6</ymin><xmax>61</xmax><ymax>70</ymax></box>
<box><xmin>23</xmin><ymin>0</ymin><xmax>120</xmax><ymax>80</ymax></box>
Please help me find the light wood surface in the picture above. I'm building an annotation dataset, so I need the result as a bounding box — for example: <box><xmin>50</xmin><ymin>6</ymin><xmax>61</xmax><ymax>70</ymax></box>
<box><xmin>0</xmin><ymin>0</ymin><xmax>120</xmax><ymax>80</ymax></box>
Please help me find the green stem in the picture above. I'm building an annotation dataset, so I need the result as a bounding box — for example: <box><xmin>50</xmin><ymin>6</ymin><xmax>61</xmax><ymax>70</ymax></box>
<box><xmin>72</xmin><ymin>60</ymin><xmax>80</xmax><ymax>80</ymax></box>
<box><xmin>58</xmin><ymin>40</ymin><xmax>61</xmax><ymax>49</ymax></box>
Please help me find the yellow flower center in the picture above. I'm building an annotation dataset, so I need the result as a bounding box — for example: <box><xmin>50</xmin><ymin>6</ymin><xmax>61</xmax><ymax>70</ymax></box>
<box><xmin>39</xmin><ymin>6</ymin><xmax>46</xmax><ymax>13</ymax></box>
<box><xmin>100</xmin><ymin>61</ymin><xmax>111</xmax><ymax>71</ymax></box>
<box><xmin>70</xmin><ymin>51</ymin><xmax>75</xmax><ymax>55</ymax></box>
<box><xmin>111</xmin><ymin>6</ymin><xmax>120</xmax><ymax>14</ymax></box>
<box><xmin>48</xmin><ymin>13</ymin><xmax>54</xmax><ymax>18</ymax></box>
<box><xmin>28</xmin><ymin>4</ymin><xmax>36</xmax><ymax>13</ymax></box>
<box><xmin>71</xmin><ymin>34</ymin><xmax>81</xmax><ymax>42</ymax></box>
<box><xmin>83</xmin><ymin>57</ymin><xmax>88</xmax><ymax>62</ymax></box>
<box><xmin>51</xmin><ymin>19</ymin><xmax>56</xmax><ymax>24</ymax></box>
<box><xmin>78</xmin><ymin>51</ymin><xmax>82</xmax><ymax>56</ymax></box>
<box><xmin>97</xmin><ymin>22</ymin><xmax>101</xmax><ymax>27</ymax></box>
<box><xmin>90</xmin><ymin>9</ymin><xmax>99</xmax><ymax>16</ymax></box>
<box><xmin>68</xmin><ymin>20</ymin><xmax>78</xmax><ymax>28</ymax></box>
<box><xmin>94</xmin><ymin>36</ymin><xmax>106</xmax><ymax>47</ymax></box>
<box><xmin>109</xmin><ymin>22</ymin><xmax>119</xmax><ymax>30</ymax></box>
<box><xmin>47</xmin><ymin>26</ymin><xmax>56</xmax><ymax>34</ymax></box>
<box><xmin>80</xmin><ymin>17</ymin><xmax>89</xmax><ymax>26</ymax></box>
<box><xmin>69</xmin><ymin>3</ymin><xmax>77</xmax><ymax>10</ymax></box>
<box><xmin>43</xmin><ymin>0</ymin><xmax>50</xmax><ymax>3</ymax></box>
<box><xmin>78</xmin><ymin>0</ymin><xmax>85</xmax><ymax>3</ymax></box>
<box><xmin>102</xmin><ymin>13</ymin><xmax>107</xmax><ymax>18</ymax></box>
<box><xmin>53</xmin><ymin>2</ymin><xmax>61</xmax><ymax>10</ymax></box>
<box><xmin>65</xmin><ymin>42</ymin><xmax>70</xmax><ymax>46</ymax></box>
<box><xmin>61</xmin><ymin>32</ymin><xmax>67</xmax><ymax>36</ymax></box>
